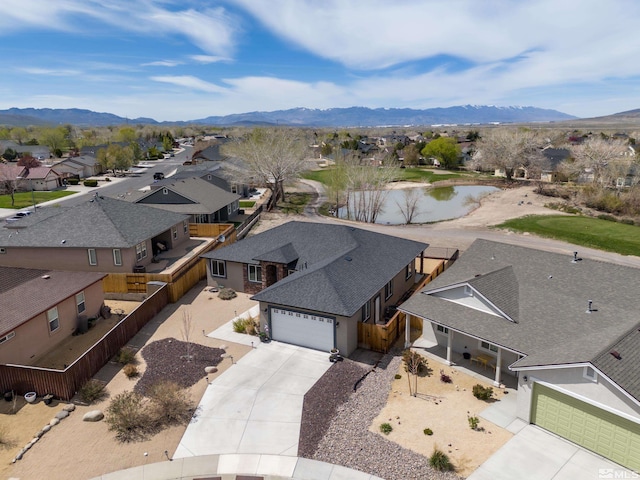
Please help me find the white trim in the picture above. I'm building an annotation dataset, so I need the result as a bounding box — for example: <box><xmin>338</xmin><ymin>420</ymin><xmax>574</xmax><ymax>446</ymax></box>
<box><xmin>210</xmin><ymin>259</ymin><xmax>226</xmax><ymax>278</ymax></box>
<box><xmin>248</xmin><ymin>264</ymin><xmax>262</xmax><ymax>283</ymax></box>
<box><xmin>113</xmin><ymin>248</ymin><xmax>122</xmax><ymax>266</ymax></box>
<box><xmin>76</xmin><ymin>291</ymin><xmax>86</xmax><ymax>314</ymax></box>
<box><xmin>531</xmin><ymin>377</ymin><xmax>640</xmax><ymax>426</ymax></box>
<box><xmin>87</xmin><ymin>248</ymin><xmax>97</xmax><ymax>266</ymax></box>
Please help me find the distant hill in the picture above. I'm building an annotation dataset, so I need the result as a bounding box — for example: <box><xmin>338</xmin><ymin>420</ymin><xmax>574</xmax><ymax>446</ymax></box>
<box><xmin>551</xmin><ymin>108</ymin><xmax>640</xmax><ymax>128</ymax></box>
<box><xmin>0</xmin><ymin>108</ymin><xmax>156</xmax><ymax>127</ymax></box>
<box><xmin>0</xmin><ymin>105</ymin><xmax>576</xmax><ymax>127</ymax></box>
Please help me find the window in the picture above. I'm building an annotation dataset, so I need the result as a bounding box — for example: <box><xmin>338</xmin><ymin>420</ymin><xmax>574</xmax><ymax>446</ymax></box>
<box><xmin>0</xmin><ymin>331</ymin><xmax>15</xmax><ymax>344</ymax></box>
<box><xmin>227</xmin><ymin>204</ymin><xmax>232</xmax><ymax>214</ymax></box>
<box><xmin>135</xmin><ymin>241</ymin><xmax>147</xmax><ymax>261</ymax></box>
<box><xmin>248</xmin><ymin>264</ymin><xmax>262</xmax><ymax>283</ymax></box>
<box><xmin>87</xmin><ymin>248</ymin><xmax>97</xmax><ymax>266</ymax></box>
<box><xmin>231</xmin><ymin>184</ymin><xmax>238</xmax><ymax>194</ymax></box>
<box><xmin>113</xmin><ymin>249</ymin><xmax>122</xmax><ymax>266</ymax></box>
<box><xmin>362</xmin><ymin>300</ymin><xmax>371</xmax><ymax>322</ymax></box>
<box><xmin>76</xmin><ymin>291</ymin><xmax>86</xmax><ymax>314</ymax></box>
<box><xmin>47</xmin><ymin>307</ymin><xmax>59</xmax><ymax>332</ymax></box>
<box><xmin>436</xmin><ymin>324</ymin><xmax>449</xmax><ymax>334</ymax></box>
<box><xmin>210</xmin><ymin>259</ymin><xmax>226</xmax><ymax>277</ymax></box>
<box><xmin>183</xmin><ymin>220</ymin><xmax>188</xmax><ymax>235</ymax></box>
<box><xmin>385</xmin><ymin>280</ymin><xmax>393</xmax><ymax>300</ymax></box>
<box><xmin>480</xmin><ymin>341</ymin><xmax>498</xmax><ymax>353</ymax></box>
<box><xmin>194</xmin><ymin>213</ymin><xmax>208</xmax><ymax>224</ymax></box>
<box><xmin>406</xmin><ymin>262</ymin><xmax>413</xmax><ymax>280</ymax></box>
<box><xmin>172</xmin><ymin>226</ymin><xmax>178</xmax><ymax>240</ymax></box>
<box><xmin>584</xmin><ymin>366</ymin><xmax>598</xmax><ymax>382</ymax></box>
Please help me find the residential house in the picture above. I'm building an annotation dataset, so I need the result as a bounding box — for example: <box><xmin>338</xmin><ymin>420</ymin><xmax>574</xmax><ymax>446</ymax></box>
<box><xmin>0</xmin><ymin>195</ymin><xmax>190</xmax><ymax>273</ymax></box>
<box><xmin>540</xmin><ymin>148</ymin><xmax>571</xmax><ymax>182</ymax></box>
<box><xmin>0</xmin><ymin>266</ymin><xmax>106</xmax><ymax>365</ymax></box>
<box><xmin>174</xmin><ymin>164</ymin><xmax>252</xmax><ymax>197</ymax></box>
<box><xmin>0</xmin><ymin>141</ymin><xmax>50</xmax><ymax>161</ymax></box>
<box><xmin>399</xmin><ymin>239</ymin><xmax>640</xmax><ymax>472</ymax></box>
<box><xmin>124</xmin><ymin>176</ymin><xmax>241</xmax><ymax>224</ymax></box>
<box><xmin>52</xmin><ymin>155</ymin><xmax>102</xmax><ymax>179</ymax></box>
<box><xmin>201</xmin><ymin>221</ymin><xmax>427</xmax><ymax>356</ymax></box>
<box><xmin>0</xmin><ymin>164</ymin><xmax>61</xmax><ymax>191</ymax></box>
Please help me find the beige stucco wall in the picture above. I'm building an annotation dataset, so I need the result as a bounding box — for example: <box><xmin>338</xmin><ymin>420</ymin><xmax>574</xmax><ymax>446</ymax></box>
<box><xmin>206</xmin><ymin>260</ymin><xmax>244</xmax><ymax>292</ymax></box>
<box><xmin>0</xmin><ymin>246</ymin><xmax>135</xmax><ymax>273</ymax></box>
<box><xmin>0</xmin><ymin>280</ymin><xmax>105</xmax><ymax>365</ymax></box>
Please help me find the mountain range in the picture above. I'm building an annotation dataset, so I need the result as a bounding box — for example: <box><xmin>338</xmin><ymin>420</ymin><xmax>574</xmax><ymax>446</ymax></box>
<box><xmin>0</xmin><ymin>105</ymin><xmax>577</xmax><ymax>128</ymax></box>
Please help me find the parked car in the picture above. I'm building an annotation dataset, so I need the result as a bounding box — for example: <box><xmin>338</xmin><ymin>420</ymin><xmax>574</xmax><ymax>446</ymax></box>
<box><xmin>153</xmin><ymin>172</ymin><xmax>165</xmax><ymax>180</ymax></box>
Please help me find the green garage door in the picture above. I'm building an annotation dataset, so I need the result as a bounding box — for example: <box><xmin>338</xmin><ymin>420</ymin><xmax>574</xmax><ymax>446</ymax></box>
<box><xmin>531</xmin><ymin>383</ymin><xmax>640</xmax><ymax>472</ymax></box>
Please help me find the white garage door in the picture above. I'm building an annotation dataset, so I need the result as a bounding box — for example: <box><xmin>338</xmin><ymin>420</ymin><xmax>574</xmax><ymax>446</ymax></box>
<box><xmin>270</xmin><ymin>307</ymin><xmax>335</xmax><ymax>352</ymax></box>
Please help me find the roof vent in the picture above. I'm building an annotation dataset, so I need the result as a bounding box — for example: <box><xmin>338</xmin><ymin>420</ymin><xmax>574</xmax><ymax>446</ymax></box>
<box><xmin>586</xmin><ymin>299</ymin><xmax>594</xmax><ymax>313</ymax></box>
<box><xmin>345</xmin><ymin>256</ymin><xmax>352</xmax><ymax>262</ymax></box>
<box><xmin>41</xmin><ymin>275</ymin><xmax>50</xmax><ymax>279</ymax></box>
<box><xmin>610</xmin><ymin>350</ymin><xmax>622</xmax><ymax>360</ymax></box>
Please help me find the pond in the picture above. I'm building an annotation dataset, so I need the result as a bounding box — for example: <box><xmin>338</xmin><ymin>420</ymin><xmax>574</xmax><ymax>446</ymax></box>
<box><xmin>338</xmin><ymin>185</ymin><xmax>500</xmax><ymax>225</ymax></box>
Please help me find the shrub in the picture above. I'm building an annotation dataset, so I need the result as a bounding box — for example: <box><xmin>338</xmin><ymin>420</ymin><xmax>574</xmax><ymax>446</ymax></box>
<box><xmin>123</xmin><ymin>363</ymin><xmax>139</xmax><ymax>378</ymax></box>
<box><xmin>105</xmin><ymin>391</ymin><xmax>150</xmax><ymax>442</ymax></box>
<box><xmin>78</xmin><ymin>379</ymin><xmax>107</xmax><ymax>404</ymax></box>
<box><xmin>146</xmin><ymin>381</ymin><xmax>194</xmax><ymax>426</ymax></box>
<box><xmin>83</xmin><ymin>179</ymin><xmax>98</xmax><ymax>187</ymax></box>
<box><xmin>218</xmin><ymin>288</ymin><xmax>237</xmax><ymax>300</ymax></box>
<box><xmin>597</xmin><ymin>213</ymin><xmax>617</xmax><ymax>222</ymax></box>
<box><xmin>472</xmin><ymin>384</ymin><xmax>494</xmax><ymax>401</ymax></box>
<box><xmin>66</xmin><ymin>178</ymin><xmax>79</xmax><ymax>185</ymax></box>
<box><xmin>380</xmin><ymin>423</ymin><xmax>393</xmax><ymax>435</ymax></box>
<box><xmin>423</xmin><ymin>427</ymin><xmax>433</xmax><ymax>435</ymax></box>
<box><xmin>116</xmin><ymin>347</ymin><xmax>137</xmax><ymax>365</ymax></box>
<box><xmin>394</xmin><ymin>374</ymin><xmax>402</xmax><ymax>380</ymax></box>
<box><xmin>429</xmin><ymin>448</ymin><xmax>454</xmax><ymax>471</ymax></box>
<box><xmin>440</xmin><ymin>370</ymin><xmax>452</xmax><ymax>383</ymax></box>
<box><xmin>0</xmin><ymin>425</ymin><xmax>15</xmax><ymax>449</ymax></box>
<box><xmin>468</xmin><ymin>415</ymin><xmax>480</xmax><ymax>430</ymax></box>
<box><xmin>621</xmin><ymin>218</ymin><xmax>636</xmax><ymax>225</ymax></box>
<box><xmin>232</xmin><ymin>318</ymin><xmax>247</xmax><ymax>333</ymax></box>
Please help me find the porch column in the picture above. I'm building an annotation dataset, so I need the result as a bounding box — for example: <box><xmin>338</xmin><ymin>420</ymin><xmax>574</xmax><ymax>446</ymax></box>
<box><xmin>404</xmin><ymin>313</ymin><xmax>412</xmax><ymax>348</ymax></box>
<box><xmin>446</xmin><ymin>330</ymin><xmax>453</xmax><ymax>365</ymax></box>
<box><xmin>493</xmin><ymin>348</ymin><xmax>502</xmax><ymax>387</ymax></box>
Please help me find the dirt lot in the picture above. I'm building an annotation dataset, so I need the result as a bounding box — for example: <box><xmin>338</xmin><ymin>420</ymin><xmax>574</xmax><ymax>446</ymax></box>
<box><xmin>370</xmin><ymin>356</ymin><xmax>514</xmax><ymax>477</ymax></box>
<box><xmin>1</xmin><ymin>285</ymin><xmax>257</xmax><ymax>480</ymax></box>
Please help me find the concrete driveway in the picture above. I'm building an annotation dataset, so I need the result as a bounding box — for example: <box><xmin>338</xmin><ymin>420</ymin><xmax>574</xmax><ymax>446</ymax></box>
<box><xmin>173</xmin><ymin>340</ymin><xmax>331</xmax><ymax>458</ymax></box>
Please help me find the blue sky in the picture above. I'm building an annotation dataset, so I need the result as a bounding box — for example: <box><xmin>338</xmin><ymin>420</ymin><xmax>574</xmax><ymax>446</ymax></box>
<box><xmin>1</xmin><ymin>0</ymin><xmax>640</xmax><ymax>122</ymax></box>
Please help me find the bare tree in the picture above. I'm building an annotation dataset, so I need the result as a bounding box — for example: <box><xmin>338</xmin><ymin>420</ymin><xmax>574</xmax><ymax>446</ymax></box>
<box><xmin>396</xmin><ymin>188</ymin><xmax>422</xmax><ymax>224</ymax></box>
<box><xmin>222</xmin><ymin>128</ymin><xmax>310</xmax><ymax>210</ymax></box>
<box><xmin>564</xmin><ymin>136</ymin><xmax>631</xmax><ymax>185</ymax></box>
<box><xmin>0</xmin><ymin>171</ymin><xmax>18</xmax><ymax>206</ymax></box>
<box><xmin>342</xmin><ymin>159</ymin><xmax>399</xmax><ymax>223</ymax></box>
<box><xmin>473</xmin><ymin>128</ymin><xmax>545</xmax><ymax>181</ymax></box>
<box><xmin>403</xmin><ymin>349</ymin><xmax>426</xmax><ymax>397</ymax></box>
<box><xmin>180</xmin><ymin>310</ymin><xmax>194</xmax><ymax>362</ymax></box>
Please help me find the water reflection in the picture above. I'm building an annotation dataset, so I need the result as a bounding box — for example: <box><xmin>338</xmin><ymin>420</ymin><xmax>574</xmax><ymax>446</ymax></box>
<box><xmin>339</xmin><ymin>185</ymin><xmax>499</xmax><ymax>225</ymax></box>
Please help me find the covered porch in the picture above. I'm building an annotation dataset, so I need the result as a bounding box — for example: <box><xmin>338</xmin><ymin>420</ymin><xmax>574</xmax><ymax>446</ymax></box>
<box><xmin>404</xmin><ymin>317</ymin><xmax>520</xmax><ymax>389</ymax></box>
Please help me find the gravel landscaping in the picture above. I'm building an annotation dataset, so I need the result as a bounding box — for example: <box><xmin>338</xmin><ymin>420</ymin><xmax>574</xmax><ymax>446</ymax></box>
<box><xmin>134</xmin><ymin>338</ymin><xmax>225</xmax><ymax>395</ymax></box>
<box><xmin>302</xmin><ymin>351</ymin><xmax>461</xmax><ymax>480</ymax></box>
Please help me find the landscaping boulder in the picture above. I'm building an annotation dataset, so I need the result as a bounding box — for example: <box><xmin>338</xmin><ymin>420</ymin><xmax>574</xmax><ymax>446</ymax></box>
<box><xmin>204</xmin><ymin>366</ymin><xmax>218</xmax><ymax>374</ymax></box>
<box><xmin>55</xmin><ymin>410</ymin><xmax>69</xmax><ymax>420</ymax></box>
<box><xmin>49</xmin><ymin>418</ymin><xmax>59</xmax><ymax>426</ymax></box>
<box><xmin>83</xmin><ymin>410</ymin><xmax>104</xmax><ymax>422</ymax></box>
<box><xmin>62</xmin><ymin>403</ymin><xmax>76</xmax><ymax>412</ymax></box>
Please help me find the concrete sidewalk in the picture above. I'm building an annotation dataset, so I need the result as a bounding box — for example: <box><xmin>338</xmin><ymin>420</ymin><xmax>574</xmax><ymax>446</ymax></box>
<box><xmin>174</xmin><ymin>339</ymin><xmax>332</xmax><ymax>458</ymax></box>
<box><xmin>91</xmin><ymin>454</ymin><xmax>384</xmax><ymax>480</ymax></box>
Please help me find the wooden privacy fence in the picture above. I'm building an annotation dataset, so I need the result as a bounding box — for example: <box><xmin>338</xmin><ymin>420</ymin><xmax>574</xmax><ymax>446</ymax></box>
<box><xmin>357</xmin><ymin>250</ymin><xmax>459</xmax><ymax>353</ymax></box>
<box><xmin>0</xmin><ymin>284</ymin><xmax>169</xmax><ymax>400</ymax></box>
<box><xmin>102</xmin><ymin>224</ymin><xmax>236</xmax><ymax>303</ymax></box>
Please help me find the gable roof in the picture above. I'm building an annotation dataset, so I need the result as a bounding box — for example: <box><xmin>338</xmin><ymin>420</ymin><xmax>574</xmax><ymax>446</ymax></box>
<box><xmin>125</xmin><ymin>177</ymin><xmax>240</xmax><ymax>214</ymax></box>
<box><xmin>0</xmin><ymin>195</ymin><xmax>188</xmax><ymax>248</ymax></box>
<box><xmin>399</xmin><ymin>239</ymin><xmax>640</xmax><ymax>399</ymax></box>
<box><xmin>202</xmin><ymin>221</ymin><xmax>427</xmax><ymax>317</ymax></box>
<box><xmin>0</xmin><ymin>266</ymin><xmax>106</xmax><ymax>336</ymax></box>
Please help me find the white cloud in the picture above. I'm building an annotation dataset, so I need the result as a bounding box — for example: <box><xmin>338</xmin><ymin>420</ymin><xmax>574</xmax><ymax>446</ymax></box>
<box><xmin>18</xmin><ymin>67</ymin><xmax>82</xmax><ymax>77</ymax></box>
<box><xmin>190</xmin><ymin>55</ymin><xmax>229</xmax><ymax>64</ymax></box>
<box><xmin>150</xmin><ymin>75</ymin><xmax>228</xmax><ymax>94</ymax></box>
<box><xmin>142</xmin><ymin>60</ymin><xmax>182</xmax><ymax>67</ymax></box>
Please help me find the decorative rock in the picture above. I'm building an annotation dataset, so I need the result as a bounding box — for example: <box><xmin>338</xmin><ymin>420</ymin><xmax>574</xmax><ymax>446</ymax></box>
<box><xmin>49</xmin><ymin>418</ymin><xmax>60</xmax><ymax>426</ymax></box>
<box><xmin>204</xmin><ymin>366</ymin><xmax>218</xmax><ymax>374</ymax></box>
<box><xmin>63</xmin><ymin>403</ymin><xmax>76</xmax><ymax>412</ymax></box>
<box><xmin>30</xmin><ymin>437</ymin><xmax>39</xmax><ymax>445</ymax></box>
<box><xmin>15</xmin><ymin>451</ymin><xmax>23</xmax><ymax>461</ymax></box>
<box><xmin>23</xmin><ymin>443</ymin><xmax>32</xmax><ymax>451</ymax></box>
<box><xmin>42</xmin><ymin>425</ymin><xmax>51</xmax><ymax>432</ymax></box>
<box><xmin>55</xmin><ymin>410</ymin><xmax>69</xmax><ymax>420</ymax></box>
<box><xmin>35</xmin><ymin>430</ymin><xmax>44</xmax><ymax>438</ymax></box>
<box><xmin>83</xmin><ymin>410</ymin><xmax>104</xmax><ymax>422</ymax></box>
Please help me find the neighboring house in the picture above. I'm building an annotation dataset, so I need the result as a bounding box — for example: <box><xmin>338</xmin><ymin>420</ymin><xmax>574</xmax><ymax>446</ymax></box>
<box><xmin>0</xmin><ymin>266</ymin><xmax>106</xmax><ymax>365</ymax></box>
<box><xmin>174</xmin><ymin>164</ymin><xmax>252</xmax><ymax>197</ymax></box>
<box><xmin>0</xmin><ymin>164</ymin><xmax>61</xmax><ymax>191</ymax></box>
<box><xmin>0</xmin><ymin>140</ymin><xmax>50</xmax><ymax>160</ymax></box>
<box><xmin>0</xmin><ymin>195</ymin><xmax>190</xmax><ymax>273</ymax></box>
<box><xmin>399</xmin><ymin>239</ymin><xmax>640</xmax><ymax>472</ymax></box>
<box><xmin>201</xmin><ymin>221</ymin><xmax>427</xmax><ymax>356</ymax></box>
<box><xmin>191</xmin><ymin>144</ymin><xmax>227</xmax><ymax>162</ymax></box>
<box><xmin>124</xmin><ymin>176</ymin><xmax>241</xmax><ymax>224</ymax></box>
<box><xmin>52</xmin><ymin>155</ymin><xmax>102</xmax><ymax>179</ymax></box>
<box><xmin>540</xmin><ymin>148</ymin><xmax>571</xmax><ymax>182</ymax></box>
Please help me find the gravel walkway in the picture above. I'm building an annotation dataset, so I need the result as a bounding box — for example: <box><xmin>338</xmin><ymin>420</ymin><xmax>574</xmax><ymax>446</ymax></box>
<box><xmin>303</xmin><ymin>352</ymin><xmax>461</xmax><ymax>480</ymax></box>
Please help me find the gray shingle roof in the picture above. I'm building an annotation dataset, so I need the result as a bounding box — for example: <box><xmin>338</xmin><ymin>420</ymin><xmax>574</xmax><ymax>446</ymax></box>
<box><xmin>0</xmin><ymin>266</ymin><xmax>106</xmax><ymax>336</ymax></box>
<box><xmin>0</xmin><ymin>195</ymin><xmax>188</xmax><ymax>248</ymax></box>
<box><xmin>125</xmin><ymin>177</ymin><xmax>240</xmax><ymax>214</ymax></box>
<box><xmin>399</xmin><ymin>239</ymin><xmax>640</xmax><ymax>399</ymax></box>
<box><xmin>202</xmin><ymin>221</ymin><xmax>427</xmax><ymax>317</ymax></box>
<box><xmin>592</xmin><ymin>327</ymin><xmax>640</xmax><ymax>403</ymax></box>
